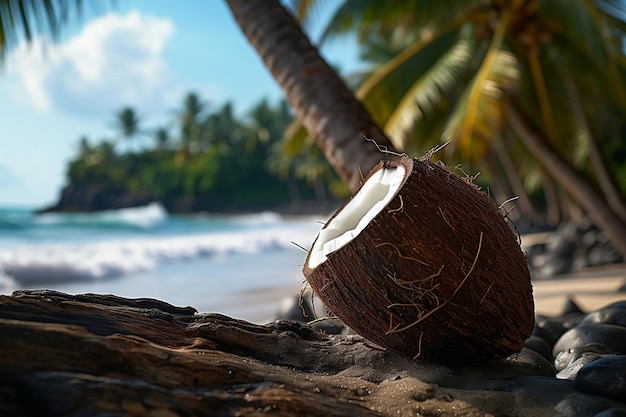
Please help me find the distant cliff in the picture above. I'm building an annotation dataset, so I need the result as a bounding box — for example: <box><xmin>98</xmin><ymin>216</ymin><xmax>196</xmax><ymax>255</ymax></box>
<box><xmin>39</xmin><ymin>181</ymin><xmax>341</xmax><ymax>215</ymax></box>
<box><xmin>39</xmin><ymin>182</ymin><xmax>154</xmax><ymax>213</ymax></box>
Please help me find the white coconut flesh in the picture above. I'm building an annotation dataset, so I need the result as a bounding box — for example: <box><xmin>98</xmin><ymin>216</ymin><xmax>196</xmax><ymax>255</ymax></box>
<box><xmin>308</xmin><ymin>165</ymin><xmax>406</xmax><ymax>269</ymax></box>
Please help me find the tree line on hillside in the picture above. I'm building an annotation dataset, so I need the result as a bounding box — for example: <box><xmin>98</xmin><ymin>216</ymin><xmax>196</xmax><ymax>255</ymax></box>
<box><xmin>67</xmin><ymin>93</ymin><xmax>348</xmax><ymax>213</ymax></box>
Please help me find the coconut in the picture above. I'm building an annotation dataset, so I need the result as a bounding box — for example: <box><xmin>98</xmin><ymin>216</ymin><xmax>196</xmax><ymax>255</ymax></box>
<box><xmin>303</xmin><ymin>155</ymin><xmax>534</xmax><ymax>362</ymax></box>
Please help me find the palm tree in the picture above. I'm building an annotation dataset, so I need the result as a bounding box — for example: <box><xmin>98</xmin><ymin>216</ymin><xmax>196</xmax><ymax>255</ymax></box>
<box><xmin>152</xmin><ymin>126</ymin><xmax>171</xmax><ymax>151</ymax></box>
<box><xmin>77</xmin><ymin>135</ymin><xmax>92</xmax><ymax>159</ymax></box>
<box><xmin>178</xmin><ymin>92</ymin><xmax>206</xmax><ymax>151</ymax></box>
<box><xmin>273</xmin><ymin>0</ymin><xmax>626</xmax><ymax>255</ymax></box>
<box><xmin>226</xmin><ymin>0</ymin><xmax>398</xmax><ymax>193</ymax></box>
<box><xmin>0</xmin><ymin>0</ymin><xmax>86</xmax><ymax>61</ymax></box>
<box><xmin>113</xmin><ymin>106</ymin><xmax>142</xmax><ymax>149</ymax></box>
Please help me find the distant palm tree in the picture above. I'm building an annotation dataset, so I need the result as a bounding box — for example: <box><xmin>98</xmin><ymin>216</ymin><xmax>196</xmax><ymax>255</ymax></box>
<box><xmin>226</xmin><ymin>0</ymin><xmax>398</xmax><ymax>193</ymax></box>
<box><xmin>114</xmin><ymin>107</ymin><xmax>140</xmax><ymax>138</ymax></box>
<box><xmin>77</xmin><ymin>135</ymin><xmax>92</xmax><ymax>159</ymax></box>
<box><xmin>178</xmin><ymin>92</ymin><xmax>205</xmax><ymax>145</ymax></box>
<box><xmin>152</xmin><ymin>126</ymin><xmax>171</xmax><ymax>151</ymax></box>
<box><xmin>112</xmin><ymin>106</ymin><xmax>143</xmax><ymax>152</ymax></box>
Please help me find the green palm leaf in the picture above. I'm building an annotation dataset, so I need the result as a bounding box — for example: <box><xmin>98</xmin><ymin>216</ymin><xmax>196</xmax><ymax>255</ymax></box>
<box><xmin>444</xmin><ymin>47</ymin><xmax>521</xmax><ymax>161</ymax></box>
<box><xmin>0</xmin><ymin>0</ymin><xmax>87</xmax><ymax>61</ymax></box>
<box><xmin>315</xmin><ymin>0</ymin><xmax>480</xmax><ymax>44</ymax></box>
<box><xmin>357</xmin><ymin>32</ymin><xmax>459</xmax><ymax>133</ymax></box>
<box><xmin>540</xmin><ymin>0</ymin><xmax>626</xmax><ymax>107</ymax></box>
<box><xmin>384</xmin><ymin>34</ymin><xmax>478</xmax><ymax>148</ymax></box>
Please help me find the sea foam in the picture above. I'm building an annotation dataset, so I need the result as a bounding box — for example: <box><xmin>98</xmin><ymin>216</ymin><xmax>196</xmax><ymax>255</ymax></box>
<box><xmin>35</xmin><ymin>202</ymin><xmax>168</xmax><ymax>230</ymax></box>
<box><xmin>0</xmin><ymin>219</ymin><xmax>320</xmax><ymax>287</ymax></box>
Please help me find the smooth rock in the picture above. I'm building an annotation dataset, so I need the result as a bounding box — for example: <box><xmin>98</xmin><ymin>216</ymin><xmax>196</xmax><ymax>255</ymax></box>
<box><xmin>555</xmin><ymin>394</ymin><xmax>626</xmax><ymax>417</ymax></box>
<box><xmin>562</xmin><ymin>298</ymin><xmax>585</xmax><ymax>315</ymax></box>
<box><xmin>553</xmin><ymin>324</ymin><xmax>626</xmax><ymax>358</ymax></box>
<box><xmin>534</xmin><ymin>316</ymin><xmax>568</xmax><ymax>347</ymax></box>
<box><xmin>579</xmin><ymin>308</ymin><xmax>626</xmax><ymax>328</ymax></box>
<box><xmin>554</xmin><ymin>344</ymin><xmax>615</xmax><ymax>372</ymax></box>
<box><xmin>556</xmin><ymin>353</ymin><xmax>608</xmax><ymax>381</ymax></box>
<box><xmin>524</xmin><ymin>335</ymin><xmax>554</xmax><ymax>363</ymax></box>
<box><xmin>507</xmin><ymin>376</ymin><xmax>626</xmax><ymax>416</ymax></box>
<box><xmin>576</xmin><ymin>355</ymin><xmax>626</xmax><ymax>403</ymax></box>
<box><xmin>603</xmin><ymin>301</ymin><xmax>626</xmax><ymax>310</ymax></box>
<box><xmin>594</xmin><ymin>408</ymin><xmax>626</xmax><ymax>417</ymax></box>
<box><xmin>503</xmin><ymin>348</ymin><xmax>556</xmax><ymax>377</ymax></box>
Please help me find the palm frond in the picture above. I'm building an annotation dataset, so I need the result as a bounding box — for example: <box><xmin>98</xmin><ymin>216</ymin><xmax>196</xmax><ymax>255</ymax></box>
<box><xmin>539</xmin><ymin>0</ymin><xmax>626</xmax><ymax>108</ymax></box>
<box><xmin>451</xmin><ymin>10</ymin><xmax>513</xmax><ymax>159</ymax></box>
<box><xmin>384</xmin><ymin>34</ymin><xmax>478</xmax><ymax>148</ymax></box>
<box><xmin>282</xmin><ymin>119</ymin><xmax>311</xmax><ymax>156</ymax></box>
<box><xmin>357</xmin><ymin>31</ymin><xmax>459</xmax><ymax>131</ymax></box>
<box><xmin>319</xmin><ymin>0</ymin><xmax>480</xmax><ymax>45</ymax></box>
<box><xmin>0</xmin><ymin>0</ymin><xmax>88</xmax><ymax>61</ymax></box>
<box><xmin>444</xmin><ymin>48</ymin><xmax>521</xmax><ymax>161</ymax></box>
<box><xmin>286</xmin><ymin>0</ymin><xmax>333</xmax><ymax>32</ymax></box>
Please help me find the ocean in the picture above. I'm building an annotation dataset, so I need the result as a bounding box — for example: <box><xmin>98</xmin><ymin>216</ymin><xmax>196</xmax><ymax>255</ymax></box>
<box><xmin>0</xmin><ymin>203</ymin><xmax>326</xmax><ymax>323</ymax></box>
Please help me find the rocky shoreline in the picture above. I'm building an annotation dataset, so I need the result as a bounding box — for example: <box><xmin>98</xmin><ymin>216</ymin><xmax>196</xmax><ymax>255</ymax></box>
<box><xmin>525</xmin><ymin>220</ymin><xmax>625</xmax><ymax>279</ymax></box>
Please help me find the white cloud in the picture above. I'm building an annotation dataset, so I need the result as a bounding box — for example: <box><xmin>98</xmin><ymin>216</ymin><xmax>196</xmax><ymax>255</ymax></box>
<box><xmin>6</xmin><ymin>10</ymin><xmax>178</xmax><ymax>118</ymax></box>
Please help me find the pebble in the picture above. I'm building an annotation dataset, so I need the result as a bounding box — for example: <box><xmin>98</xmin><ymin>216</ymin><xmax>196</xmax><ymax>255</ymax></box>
<box><xmin>554</xmin><ymin>344</ymin><xmax>615</xmax><ymax>372</ymax></box>
<box><xmin>556</xmin><ymin>352</ymin><xmax>610</xmax><ymax>381</ymax></box>
<box><xmin>576</xmin><ymin>355</ymin><xmax>626</xmax><ymax>403</ymax></box>
<box><xmin>553</xmin><ymin>324</ymin><xmax>626</xmax><ymax>358</ymax></box>
<box><xmin>274</xmin><ymin>290</ymin><xmax>345</xmax><ymax>334</ymax></box>
<box><xmin>524</xmin><ymin>335</ymin><xmax>554</xmax><ymax>363</ymax></box>
<box><xmin>579</xmin><ymin>308</ymin><xmax>626</xmax><ymax>327</ymax></box>
<box><xmin>504</xmin><ymin>347</ymin><xmax>556</xmax><ymax>377</ymax></box>
<box><xmin>532</xmin><ymin>318</ymin><xmax>565</xmax><ymax>347</ymax></box>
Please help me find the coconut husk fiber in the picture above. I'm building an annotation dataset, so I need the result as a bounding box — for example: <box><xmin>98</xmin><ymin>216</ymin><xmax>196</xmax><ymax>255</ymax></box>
<box><xmin>303</xmin><ymin>155</ymin><xmax>534</xmax><ymax>362</ymax></box>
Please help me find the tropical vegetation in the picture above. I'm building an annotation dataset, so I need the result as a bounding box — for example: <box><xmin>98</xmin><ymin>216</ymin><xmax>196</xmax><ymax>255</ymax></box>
<box><xmin>67</xmin><ymin>94</ymin><xmax>345</xmax><ymax>212</ymax></box>
<box><xmin>229</xmin><ymin>0</ymin><xmax>626</xmax><ymax>255</ymax></box>
<box><xmin>304</xmin><ymin>0</ymin><xmax>626</xmax><ymax>225</ymax></box>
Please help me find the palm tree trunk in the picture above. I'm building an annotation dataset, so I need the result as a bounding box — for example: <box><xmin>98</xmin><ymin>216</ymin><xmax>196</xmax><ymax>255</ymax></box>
<box><xmin>507</xmin><ymin>105</ymin><xmax>626</xmax><ymax>257</ymax></box>
<box><xmin>225</xmin><ymin>0</ymin><xmax>397</xmax><ymax>193</ymax></box>
<box><xmin>563</xmin><ymin>75</ymin><xmax>626</xmax><ymax>223</ymax></box>
<box><xmin>493</xmin><ymin>136</ymin><xmax>540</xmax><ymax>223</ymax></box>
<box><xmin>542</xmin><ymin>176</ymin><xmax>561</xmax><ymax>226</ymax></box>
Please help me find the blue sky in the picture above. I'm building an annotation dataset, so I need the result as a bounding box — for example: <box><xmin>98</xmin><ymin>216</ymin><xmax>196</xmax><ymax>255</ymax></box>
<box><xmin>0</xmin><ymin>1</ymin><xmax>361</xmax><ymax>207</ymax></box>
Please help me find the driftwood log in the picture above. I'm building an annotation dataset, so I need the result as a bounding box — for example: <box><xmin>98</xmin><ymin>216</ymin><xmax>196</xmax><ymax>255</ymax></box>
<box><xmin>1</xmin><ymin>290</ymin><xmax>617</xmax><ymax>417</ymax></box>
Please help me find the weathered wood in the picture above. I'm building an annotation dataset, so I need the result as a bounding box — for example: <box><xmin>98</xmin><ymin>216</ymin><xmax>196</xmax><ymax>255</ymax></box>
<box><xmin>0</xmin><ymin>290</ymin><xmax>576</xmax><ymax>416</ymax></box>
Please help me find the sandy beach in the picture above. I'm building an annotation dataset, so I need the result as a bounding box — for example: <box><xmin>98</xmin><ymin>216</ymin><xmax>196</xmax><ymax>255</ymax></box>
<box><xmin>533</xmin><ymin>263</ymin><xmax>626</xmax><ymax>316</ymax></box>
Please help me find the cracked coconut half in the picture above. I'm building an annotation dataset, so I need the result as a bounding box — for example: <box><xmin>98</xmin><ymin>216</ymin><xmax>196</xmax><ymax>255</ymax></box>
<box><xmin>303</xmin><ymin>155</ymin><xmax>534</xmax><ymax>362</ymax></box>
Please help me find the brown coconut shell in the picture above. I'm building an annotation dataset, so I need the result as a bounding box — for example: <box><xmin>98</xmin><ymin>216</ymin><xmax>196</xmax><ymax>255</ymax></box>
<box><xmin>303</xmin><ymin>155</ymin><xmax>534</xmax><ymax>362</ymax></box>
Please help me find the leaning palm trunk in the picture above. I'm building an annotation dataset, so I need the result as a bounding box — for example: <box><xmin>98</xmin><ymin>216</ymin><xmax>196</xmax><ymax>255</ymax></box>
<box><xmin>492</xmin><ymin>136</ymin><xmax>540</xmax><ymax>223</ymax></box>
<box><xmin>563</xmin><ymin>76</ymin><xmax>626</xmax><ymax>224</ymax></box>
<box><xmin>507</xmin><ymin>105</ymin><xmax>626</xmax><ymax>257</ymax></box>
<box><xmin>225</xmin><ymin>0</ymin><xmax>396</xmax><ymax>193</ymax></box>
